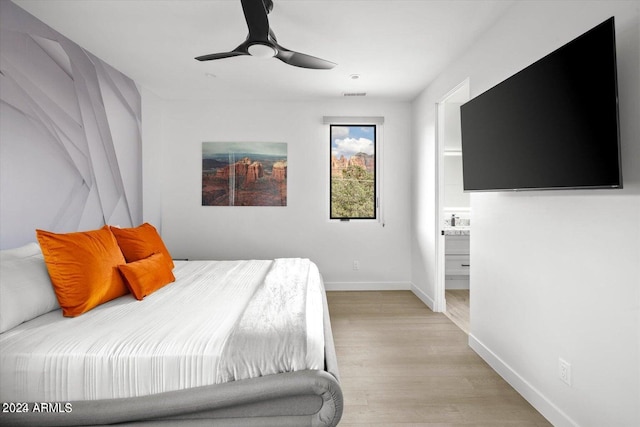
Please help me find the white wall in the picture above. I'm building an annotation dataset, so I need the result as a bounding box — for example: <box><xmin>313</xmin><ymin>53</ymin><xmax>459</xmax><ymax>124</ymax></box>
<box><xmin>411</xmin><ymin>1</ymin><xmax>639</xmax><ymax>426</ymax></box>
<box><xmin>140</xmin><ymin>86</ymin><xmax>164</xmax><ymax>231</ymax></box>
<box><xmin>148</xmin><ymin>98</ymin><xmax>412</xmax><ymax>287</ymax></box>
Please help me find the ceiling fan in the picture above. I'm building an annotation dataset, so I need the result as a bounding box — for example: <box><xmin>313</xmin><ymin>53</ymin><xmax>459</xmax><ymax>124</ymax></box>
<box><xmin>195</xmin><ymin>0</ymin><xmax>336</xmax><ymax>69</ymax></box>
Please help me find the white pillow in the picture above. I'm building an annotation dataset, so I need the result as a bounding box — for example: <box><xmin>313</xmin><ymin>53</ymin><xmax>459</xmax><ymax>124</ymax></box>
<box><xmin>0</xmin><ymin>242</ymin><xmax>60</xmax><ymax>333</ymax></box>
<box><xmin>1</xmin><ymin>242</ymin><xmax>42</xmax><ymax>259</ymax></box>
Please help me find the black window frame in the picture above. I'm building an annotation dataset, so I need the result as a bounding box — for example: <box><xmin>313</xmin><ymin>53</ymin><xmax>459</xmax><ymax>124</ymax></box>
<box><xmin>329</xmin><ymin>124</ymin><xmax>377</xmax><ymax>221</ymax></box>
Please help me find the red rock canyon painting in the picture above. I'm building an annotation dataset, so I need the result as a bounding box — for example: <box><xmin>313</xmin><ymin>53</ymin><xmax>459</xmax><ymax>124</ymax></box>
<box><xmin>202</xmin><ymin>142</ymin><xmax>287</xmax><ymax>206</ymax></box>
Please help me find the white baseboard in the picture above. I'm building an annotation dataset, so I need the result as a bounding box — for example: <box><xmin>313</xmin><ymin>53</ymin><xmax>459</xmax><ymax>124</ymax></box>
<box><xmin>324</xmin><ymin>282</ymin><xmax>437</xmax><ymax>313</ymax></box>
<box><xmin>323</xmin><ymin>281</ymin><xmax>411</xmax><ymax>291</ymax></box>
<box><xmin>468</xmin><ymin>334</ymin><xmax>578</xmax><ymax>427</ymax></box>
<box><xmin>410</xmin><ymin>283</ymin><xmax>435</xmax><ymax>311</ymax></box>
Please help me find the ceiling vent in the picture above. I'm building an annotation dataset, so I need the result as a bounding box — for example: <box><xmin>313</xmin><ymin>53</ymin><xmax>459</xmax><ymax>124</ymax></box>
<box><xmin>342</xmin><ymin>92</ymin><xmax>367</xmax><ymax>97</ymax></box>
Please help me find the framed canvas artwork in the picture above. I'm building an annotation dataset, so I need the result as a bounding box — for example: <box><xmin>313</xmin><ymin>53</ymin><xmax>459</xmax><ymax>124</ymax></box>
<box><xmin>202</xmin><ymin>142</ymin><xmax>287</xmax><ymax>206</ymax></box>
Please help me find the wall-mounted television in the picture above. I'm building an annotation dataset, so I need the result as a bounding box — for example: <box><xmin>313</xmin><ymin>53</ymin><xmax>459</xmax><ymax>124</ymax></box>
<box><xmin>460</xmin><ymin>17</ymin><xmax>622</xmax><ymax>192</ymax></box>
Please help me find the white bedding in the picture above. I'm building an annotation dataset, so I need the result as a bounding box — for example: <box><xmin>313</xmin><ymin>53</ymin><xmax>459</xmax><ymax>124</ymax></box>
<box><xmin>0</xmin><ymin>259</ymin><xmax>325</xmax><ymax>402</ymax></box>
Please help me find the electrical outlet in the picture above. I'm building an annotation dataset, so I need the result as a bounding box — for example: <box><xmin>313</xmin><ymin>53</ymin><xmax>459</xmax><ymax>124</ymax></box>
<box><xmin>559</xmin><ymin>358</ymin><xmax>571</xmax><ymax>386</ymax></box>
<box><xmin>352</xmin><ymin>260</ymin><xmax>360</xmax><ymax>271</ymax></box>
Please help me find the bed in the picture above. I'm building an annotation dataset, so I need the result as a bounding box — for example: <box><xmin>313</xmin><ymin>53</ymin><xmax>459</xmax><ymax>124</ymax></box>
<box><xmin>0</xmin><ymin>225</ymin><xmax>343</xmax><ymax>427</ymax></box>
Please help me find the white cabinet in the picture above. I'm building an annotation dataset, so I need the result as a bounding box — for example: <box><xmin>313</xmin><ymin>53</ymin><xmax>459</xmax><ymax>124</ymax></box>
<box><xmin>445</xmin><ymin>255</ymin><xmax>470</xmax><ymax>276</ymax></box>
<box><xmin>445</xmin><ymin>234</ymin><xmax>469</xmax><ymax>255</ymax></box>
<box><xmin>445</xmin><ymin>235</ymin><xmax>470</xmax><ymax>288</ymax></box>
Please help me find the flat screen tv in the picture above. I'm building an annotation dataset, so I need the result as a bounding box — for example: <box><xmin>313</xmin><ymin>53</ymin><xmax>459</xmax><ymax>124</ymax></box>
<box><xmin>460</xmin><ymin>17</ymin><xmax>622</xmax><ymax>192</ymax></box>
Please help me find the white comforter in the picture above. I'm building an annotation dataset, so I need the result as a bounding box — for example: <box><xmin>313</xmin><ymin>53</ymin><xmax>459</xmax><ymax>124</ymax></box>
<box><xmin>0</xmin><ymin>259</ymin><xmax>325</xmax><ymax>401</ymax></box>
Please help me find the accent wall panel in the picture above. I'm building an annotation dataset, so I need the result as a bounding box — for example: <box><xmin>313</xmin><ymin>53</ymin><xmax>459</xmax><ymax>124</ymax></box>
<box><xmin>0</xmin><ymin>1</ymin><xmax>142</xmax><ymax>249</ymax></box>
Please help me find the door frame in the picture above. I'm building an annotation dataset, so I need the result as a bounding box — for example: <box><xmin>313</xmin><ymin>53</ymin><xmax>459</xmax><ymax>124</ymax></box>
<box><xmin>434</xmin><ymin>78</ymin><xmax>470</xmax><ymax>312</ymax></box>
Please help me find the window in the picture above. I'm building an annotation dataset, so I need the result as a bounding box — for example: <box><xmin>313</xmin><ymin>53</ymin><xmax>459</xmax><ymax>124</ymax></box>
<box><xmin>330</xmin><ymin>124</ymin><xmax>377</xmax><ymax>220</ymax></box>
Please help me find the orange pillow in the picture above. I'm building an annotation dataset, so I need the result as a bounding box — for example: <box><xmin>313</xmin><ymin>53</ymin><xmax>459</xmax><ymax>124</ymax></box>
<box><xmin>36</xmin><ymin>226</ymin><xmax>129</xmax><ymax>317</ymax></box>
<box><xmin>110</xmin><ymin>223</ymin><xmax>174</xmax><ymax>269</ymax></box>
<box><xmin>118</xmin><ymin>253</ymin><xmax>175</xmax><ymax>300</ymax></box>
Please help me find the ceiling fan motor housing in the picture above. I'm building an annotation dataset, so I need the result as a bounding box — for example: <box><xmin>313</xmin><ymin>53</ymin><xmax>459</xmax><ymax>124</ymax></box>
<box><xmin>248</xmin><ymin>42</ymin><xmax>277</xmax><ymax>58</ymax></box>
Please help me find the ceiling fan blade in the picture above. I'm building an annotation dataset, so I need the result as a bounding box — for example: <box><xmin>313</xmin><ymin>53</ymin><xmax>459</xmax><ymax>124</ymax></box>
<box><xmin>241</xmin><ymin>0</ymin><xmax>270</xmax><ymax>42</ymax></box>
<box><xmin>195</xmin><ymin>51</ymin><xmax>248</xmax><ymax>62</ymax></box>
<box><xmin>195</xmin><ymin>41</ymin><xmax>251</xmax><ymax>62</ymax></box>
<box><xmin>274</xmin><ymin>45</ymin><xmax>336</xmax><ymax>70</ymax></box>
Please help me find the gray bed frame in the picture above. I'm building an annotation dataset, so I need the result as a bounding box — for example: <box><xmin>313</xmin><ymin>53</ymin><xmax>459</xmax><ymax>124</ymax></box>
<box><xmin>1</xmin><ymin>281</ymin><xmax>343</xmax><ymax>427</ymax></box>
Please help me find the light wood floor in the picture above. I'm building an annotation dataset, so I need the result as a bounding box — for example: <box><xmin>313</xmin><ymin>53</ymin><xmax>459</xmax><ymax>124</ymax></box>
<box><xmin>445</xmin><ymin>289</ymin><xmax>470</xmax><ymax>334</ymax></box>
<box><xmin>327</xmin><ymin>291</ymin><xmax>551</xmax><ymax>426</ymax></box>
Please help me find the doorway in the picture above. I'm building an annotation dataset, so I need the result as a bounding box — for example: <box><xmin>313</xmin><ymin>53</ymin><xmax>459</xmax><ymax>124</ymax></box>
<box><xmin>436</xmin><ymin>79</ymin><xmax>470</xmax><ymax>333</ymax></box>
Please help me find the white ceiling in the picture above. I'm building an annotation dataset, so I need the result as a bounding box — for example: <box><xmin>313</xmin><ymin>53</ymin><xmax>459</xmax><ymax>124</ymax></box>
<box><xmin>13</xmin><ymin>0</ymin><xmax>514</xmax><ymax>102</ymax></box>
